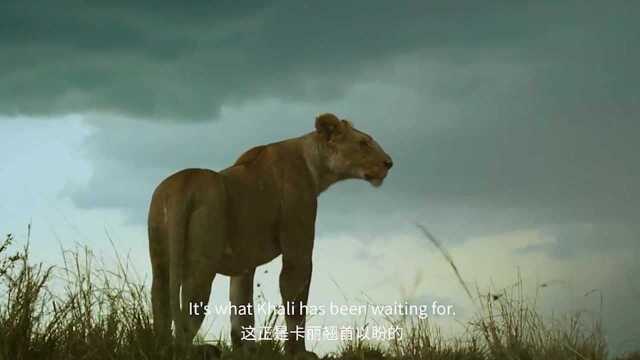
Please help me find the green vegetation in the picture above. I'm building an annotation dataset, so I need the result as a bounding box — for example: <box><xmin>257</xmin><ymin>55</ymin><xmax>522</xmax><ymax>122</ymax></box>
<box><xmin>0</xmin><ymin>233</ymin><xmax>637</xmax><ymax>360</ymax></box>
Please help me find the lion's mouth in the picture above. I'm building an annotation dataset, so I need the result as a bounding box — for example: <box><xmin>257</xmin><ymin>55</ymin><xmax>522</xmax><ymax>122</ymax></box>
<box><xmin>364</xmin><ymin>173</ymin><xmax>386</xmax><ymax>187</ymax></box>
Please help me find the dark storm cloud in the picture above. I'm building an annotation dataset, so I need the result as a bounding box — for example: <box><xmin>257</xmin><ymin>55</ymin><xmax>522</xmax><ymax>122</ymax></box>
<box><xmin>3</xmin><ymin>0</ymin><xmax>633</xmax><ymax>120</ymax></box>
<box><xmin>30</xmin><ymin>0</ymin><xmax>638</xmax><ymax>243</ymax></box>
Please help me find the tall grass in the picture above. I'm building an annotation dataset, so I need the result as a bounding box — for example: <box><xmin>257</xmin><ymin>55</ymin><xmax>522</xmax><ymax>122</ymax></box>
<box><xmin>0</xmin><ymin>233</ymin><xmax>162</xmax><ymax>360</ymax></box>
<box><xmin>0</xmin><ymin>231</ymin><xmax>637</xmax><ymax>359</ymax></box>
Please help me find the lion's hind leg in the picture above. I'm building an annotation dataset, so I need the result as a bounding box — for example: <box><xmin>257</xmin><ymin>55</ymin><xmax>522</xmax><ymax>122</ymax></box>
<box><xmin>179</xmin><ymin>204</ymin><xmax>226</xmax><ymax>357</ymax></box>
<box><xmin>180</xmin><ymin>267</ymin><xmax>217</xmax><ymax>358</ymax></box>
<box><xmin>230</xmin><ymin>269</ymin><xmax>257</xmax><ymax>352</ymax></box>
<box><xmin>149</xmin><ymin>223</ymin><xmax>172</xmax><ymax>343</ymax></box>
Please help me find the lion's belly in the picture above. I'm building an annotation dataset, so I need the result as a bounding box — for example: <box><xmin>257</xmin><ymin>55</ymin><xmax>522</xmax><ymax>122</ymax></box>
<box><xmin>213</xmin><ymin>209</ymin><xmax>282</xmax><ymax>275</ymax></box>
<box><xmin>216</xmin><ymin>229</ymin><xmax>282</xmax><ymax>276</ymax></box>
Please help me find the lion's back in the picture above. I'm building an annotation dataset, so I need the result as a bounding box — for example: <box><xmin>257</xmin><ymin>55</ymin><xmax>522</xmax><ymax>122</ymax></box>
<box><xmin>148</xmin><ymin>168</ymin><xmax>225</xmax><ymax>228</ymax></box>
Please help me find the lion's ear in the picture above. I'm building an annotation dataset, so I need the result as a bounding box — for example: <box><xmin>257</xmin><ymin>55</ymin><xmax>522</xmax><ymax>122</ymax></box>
<box><xmin>341</xmin><ymin>119</ymin><xmax>353</xmax><ymax>128</ymax></box>
<box><xmin>315</xmin><ymin>113</ymin><xmax>342</xmax><ymax>140</ymax></box>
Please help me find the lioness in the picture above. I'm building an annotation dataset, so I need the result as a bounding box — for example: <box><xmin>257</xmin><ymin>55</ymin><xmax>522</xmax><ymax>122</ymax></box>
<box><xmin>148</xmin><ymin>113</ymin><xmax>393</xmax><ymax>358</ymax></box>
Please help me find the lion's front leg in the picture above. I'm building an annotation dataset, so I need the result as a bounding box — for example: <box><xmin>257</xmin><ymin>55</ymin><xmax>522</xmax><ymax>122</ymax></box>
<box><xmin>277</xmin><ymin>189</ymin><xmax>319</xmax><ymax>359</ymax></box>
<box><xmin>279</xmin><ymin>256</ymin><xmax>314</xmax><ymax>357</ymax></box>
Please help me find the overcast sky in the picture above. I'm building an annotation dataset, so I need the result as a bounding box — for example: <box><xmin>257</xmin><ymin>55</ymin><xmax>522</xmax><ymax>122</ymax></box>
<box><xmin>1</xmin><ymin>0</ymin><xmax>639</xmax><ymax>355</ymax></box>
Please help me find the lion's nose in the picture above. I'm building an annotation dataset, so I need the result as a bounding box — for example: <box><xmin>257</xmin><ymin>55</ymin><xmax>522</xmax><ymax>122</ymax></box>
<box><xmin>384</xmin><ymin>159</ymin><xmax>393</xmax><ymax>169</ymax></box>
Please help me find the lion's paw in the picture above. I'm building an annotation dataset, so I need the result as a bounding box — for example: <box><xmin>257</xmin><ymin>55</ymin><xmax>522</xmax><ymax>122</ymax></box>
<box><xmin>191</xmin><ymin>344</ymin><xmax>221</xmax><ymax>360</ymax></box>
<box><xmin>292</xmin><ymin>350</ymin><xmax>320</xmax><ymax>360</ymax></box>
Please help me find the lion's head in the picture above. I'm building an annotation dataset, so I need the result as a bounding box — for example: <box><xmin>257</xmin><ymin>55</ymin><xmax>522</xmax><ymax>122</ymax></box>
<box><xmin>315</xmin><ymin>113</ymin><xmax>393</xmax><ymax>187</ymax></box>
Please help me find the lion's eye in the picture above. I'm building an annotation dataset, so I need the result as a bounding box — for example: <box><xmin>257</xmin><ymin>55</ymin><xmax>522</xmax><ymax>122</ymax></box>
<box><xmin>359</xmin><ymin>140</ymin><xmax>369</xmax><ymax>148</ymax></box>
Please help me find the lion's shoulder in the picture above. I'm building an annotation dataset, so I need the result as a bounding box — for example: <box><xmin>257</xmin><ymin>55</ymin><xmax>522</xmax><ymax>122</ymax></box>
<box><xmin>233</xmin><ymin>145</ymin><xmax>267</xmax><ymax>166</ymax></box>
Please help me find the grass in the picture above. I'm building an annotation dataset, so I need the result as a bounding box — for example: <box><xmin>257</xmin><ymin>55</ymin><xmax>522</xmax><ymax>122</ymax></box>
<box><xmin>0</xmin><ymin>231</ymin><xmax>638</xmax><ymax>360</ymax></box>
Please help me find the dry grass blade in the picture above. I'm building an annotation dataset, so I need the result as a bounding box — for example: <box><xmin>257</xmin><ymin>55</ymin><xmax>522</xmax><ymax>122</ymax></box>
<box><xmin>416</xmin><ymin>223</ymin><xmax>477</xmax><ymax>307</ymax></box>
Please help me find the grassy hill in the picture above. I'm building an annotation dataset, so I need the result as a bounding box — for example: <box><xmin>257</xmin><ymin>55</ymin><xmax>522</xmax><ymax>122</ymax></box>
<box><xmin>1</xmin><ymin>233</ymin><xmax>638</xmax><ymax>360</ymax></box>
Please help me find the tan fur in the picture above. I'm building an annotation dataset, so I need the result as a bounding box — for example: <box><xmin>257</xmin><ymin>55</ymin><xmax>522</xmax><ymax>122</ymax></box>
<box><xmin>148</xmin><ymin>113</ymin><xmax>392</xmax><ymax>358</ymax></box>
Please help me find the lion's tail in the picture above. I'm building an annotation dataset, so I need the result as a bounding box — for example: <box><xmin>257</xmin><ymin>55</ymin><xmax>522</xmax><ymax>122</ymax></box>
<box><xmin>168</xmin><ymin>203</ymin><xmax>187</xmax><ymax>345</ymax></box>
